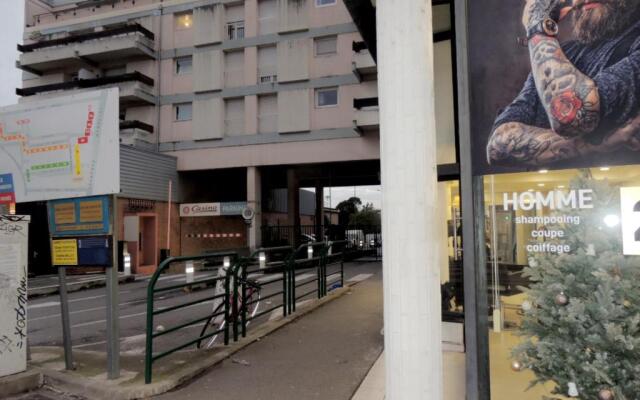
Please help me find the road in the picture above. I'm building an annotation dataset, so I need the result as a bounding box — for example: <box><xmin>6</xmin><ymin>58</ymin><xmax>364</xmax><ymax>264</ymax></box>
<box><xmin>27</xmin><ymin>260</ymin><xmax>377</xmax><ymax>355</ymax></box>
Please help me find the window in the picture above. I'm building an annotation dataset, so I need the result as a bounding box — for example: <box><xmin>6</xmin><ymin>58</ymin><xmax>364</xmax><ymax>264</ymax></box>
<box><xmin>315</xmin><ymin>0</ymin><xmax>336</xmax><ymax>6</ymax></box>
<box><xmin>258</xmin><ymin>0</ymin><xmax>277</xmax><ymax>35</ymax></box>
<box><xmin>225</xmin><ymin>98</ymin><xmax>245</xmax><ymax>136</ymax></box>
<box><xmin>258</xmin><ymin>45</ymin><xmax>277</xmax><ymax>83</ymax></box>
<box><xmin>175</xmin><ymin>56</ymin><xmax>192</xmax><ymax>75</ymax></box>
<box><xmin>316</xmin><ymin>87</ymin><xmax>338</xmax><ymax>108</ymax></box>
<box><xmin>174</xmin><ymin>103</ymin><xmax>192</xmax><ymax>121</ymax></box>
<box><xmin>175</xmin><ymin>12</ymin><xmax>193</xmax><ymax>30</ymax></box>
<box><xmin>315</xmin><ymin>36</ymin><xmax>337</xmax><ymax>56</ymax></box>
<box><xmin>226</xmin><ymin>21</ymin><xmax>245</xmax><ymax>40</ymax></box>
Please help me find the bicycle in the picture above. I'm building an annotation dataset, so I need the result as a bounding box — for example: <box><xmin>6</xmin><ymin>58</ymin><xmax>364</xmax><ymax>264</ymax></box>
<box><xmin>197</xmin><ymin>262</ymin><xmax>262</xmax><ymax>349</ymax></box>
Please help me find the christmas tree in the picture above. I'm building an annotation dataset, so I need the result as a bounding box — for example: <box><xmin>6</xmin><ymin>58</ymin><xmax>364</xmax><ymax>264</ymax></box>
<box><xmin>512</xmin><ymin>170</ymin><xmax>640</xmax><ymax>400</ymax></box>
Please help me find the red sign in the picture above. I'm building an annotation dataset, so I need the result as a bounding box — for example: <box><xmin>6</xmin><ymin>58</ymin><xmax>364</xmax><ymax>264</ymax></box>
<box><xmin>0</xmin><ymin>192</ymin><xmax>16</xmax><ymax>204</ymax></box>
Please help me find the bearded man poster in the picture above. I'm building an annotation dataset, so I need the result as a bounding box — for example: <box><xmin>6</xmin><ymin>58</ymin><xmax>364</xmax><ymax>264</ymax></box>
<box><xmin>468</xmin><ymin>0</ymin><xmax>640</xmax><ymax>174</ymax></box>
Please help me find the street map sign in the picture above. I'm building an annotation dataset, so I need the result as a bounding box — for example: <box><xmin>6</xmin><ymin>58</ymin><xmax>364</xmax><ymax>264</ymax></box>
<box><xmin>0</xmin><ymin>89</ymin><xmax>120</xmax><ymax>203</ymax></box>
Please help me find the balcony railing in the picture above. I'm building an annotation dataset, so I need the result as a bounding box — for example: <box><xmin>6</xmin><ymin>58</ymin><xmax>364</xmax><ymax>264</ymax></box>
<box><xmin>18</xmin><ymin>24</ymin><xmax>154</xmax><ymax>53</ymax></box>
<box><xmin>119</xmin><ymin>120</ymin><xmax>154</xmax><ymax>134</ymax></box>
<box><xmin>258</xmin><ymin>66</ymin><xmax>277</xmax><ymax>84</ymax></box>
<box><xmin>17</xmin><ymin>71</ymin><xmax>154</xmax><ymax>97</ymax></box>
<box><xmin>353</xmin><ymin>97</ymin><xmax>379</xmax><ymax>109</ymax></box>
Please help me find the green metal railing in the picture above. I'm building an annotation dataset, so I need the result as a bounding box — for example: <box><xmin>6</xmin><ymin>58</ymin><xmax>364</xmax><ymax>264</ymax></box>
<box><xmin>144</xmin><ymin>242</ymin><xmax>350</xmax><ymax>383</ymax></box>
<box><xmin>144</xmin><ymin>251</ymin><xmax>237</xmax><ymax>384</ymax></box>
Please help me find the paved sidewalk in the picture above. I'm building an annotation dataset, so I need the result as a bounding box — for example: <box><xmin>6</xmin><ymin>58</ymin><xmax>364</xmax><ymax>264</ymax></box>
<box><xmin>156</xmin><ymin>262</ymin><xmax>384</xmax><ymax>400</ymax></box>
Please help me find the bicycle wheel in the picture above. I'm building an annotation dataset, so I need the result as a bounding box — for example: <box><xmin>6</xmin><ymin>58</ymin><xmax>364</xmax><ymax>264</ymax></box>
<box><xmin>197</xmin><ymin>301</ymin><xmax>225</xmax><ymax>349</ymax></box>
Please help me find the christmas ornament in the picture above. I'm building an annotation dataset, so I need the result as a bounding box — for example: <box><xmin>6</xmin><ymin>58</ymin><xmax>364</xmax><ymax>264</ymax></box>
<box><xmin>510</xmin><ymin>360</ymin><xmax>523</xmax><ymax>372</ymax></box>
<box><xmin>598</xmin><ymin>389</ymin><xmax>614</xmax><ymax>400</ymax></box>
<box><xmin>567</xmin><ymin>382</ymin><xmax>579</xmax><ymax>397</ymax></box>
<box><xmin>521</xmin><ymin>300</ymin><xmax>532</xmax><ymax>312</ymax></box>
<box><xmin>555</xmin><ymin>292</ymin><xmax>569</xmax><ymax>306</ymax></box>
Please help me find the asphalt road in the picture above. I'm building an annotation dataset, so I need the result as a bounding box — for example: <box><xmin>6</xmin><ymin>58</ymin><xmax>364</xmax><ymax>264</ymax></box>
<box><xmin>27</xmin><ymin>260</ymin><xmax>378</xmax><ymax>356</ymax></box>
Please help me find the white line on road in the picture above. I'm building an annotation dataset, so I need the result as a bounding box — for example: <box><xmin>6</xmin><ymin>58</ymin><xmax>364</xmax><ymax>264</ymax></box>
<box><xmin>28</xmin><ymin>294</ymin><xmax>107</xmax><ymax>310</ymax></box>
<box><xmin>347</xmin><ymin>274</ymin><xmax>373</xmax><ymax>283</ymax></box>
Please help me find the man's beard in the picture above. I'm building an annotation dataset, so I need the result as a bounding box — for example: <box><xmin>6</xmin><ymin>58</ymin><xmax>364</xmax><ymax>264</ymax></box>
<box><xmin>572</xmin><ymin>0</ymin><xmax>636</xmax><ymax>44</ymax></box>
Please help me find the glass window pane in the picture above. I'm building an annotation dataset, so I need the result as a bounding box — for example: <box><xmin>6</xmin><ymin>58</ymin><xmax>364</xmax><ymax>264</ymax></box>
<box><xmin>175</xmin><ymin>103</ymin><xmax>192</xmax><ymax>121</ymax></box>
<box><xmin>175</xmin><ymin>57</ymin><xmax>192</xmax><ymax>75</ymax></box>
<box><xmin>316</xmin><ymin>88</ymin><xmax>338</xmax><ymax>107</ymax></box>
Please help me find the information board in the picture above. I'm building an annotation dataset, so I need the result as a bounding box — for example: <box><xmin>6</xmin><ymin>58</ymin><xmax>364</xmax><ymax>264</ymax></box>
<box><xmin>0</xmin><ymin>89</ymin><xmax>119</xmax><ymax>203</ymax></box>
<box><xmin>0</xmin><ymin>215</ymin><xmax>29</xmax><ymax>377</ymax></box>
<box><xmin>52</xmin><ymin>239</ymin><xmax>79</xmax><ymax>266</ymax></box>
<box><xmin>48</xmin><ymin>195</ymin><xmax>110</xmax><ymax>237</ymax></box>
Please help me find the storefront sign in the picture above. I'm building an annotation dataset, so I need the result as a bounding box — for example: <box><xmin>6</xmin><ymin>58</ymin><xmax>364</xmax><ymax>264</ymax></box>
<box><xmin>467</xmin><ymin>2</ymin><xmax>640</xmax><ymax>175</ymax></box>
<box><xmin>0</xmin><ymin>215</ymin><xmax>29</xmax><ymax>377</ymax></box>
<box><xmin>48</xmin><ymin>196</ymin><xmax>110</xmax><ymax>236</ymax></box>
<box><xmin>180</xmin><ymin>202</ymin><xmax>248</xmax><ymax>217</ymax></box>
<box><xmin>0</xmin><ymin>174</ymin><xmax>15</xmax><ymax>205</ymax></box>
<box><xmin>52</xmin><ymin>239</ymin><xmax>78</xmax><ymax>266</ymax></box>
<box><xmin>620</xmin><ymin>187</ymin><xmax>640</xmax><ymax>255</ymax></box>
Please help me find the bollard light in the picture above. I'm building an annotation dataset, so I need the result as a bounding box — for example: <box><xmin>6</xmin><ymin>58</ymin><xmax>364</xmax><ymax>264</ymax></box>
<box><xmin>123</xmin><ymin>251</ymin><xmax>132</xmax><ymax>277</ymax></box>
<box><xmin>359</xmin><ymin>240</ymin><xmax>364</xmax><ymax>248</ymax></box>
<box><xmin>185</xmin><ymin>261</ymin><xmax>194</xmax><ymax>284</ymax></box>
<box><xmin>259</xmin><ymin>252</ymin><xmax>266</xmax><ymax>269</ymax></box>
<box><xmin>223</xmin><ymin>256</ymin><xmax>231</xmax><ymax>269</ymax></box>
<box><xmin>307</xmin><ymin>245</ymin><xmax>313</xmax><ymax>260</ymax></box>
<box><xmin>328</xmin><ymin>244</ymin><xmax>333</xmax><ymax>256</ymax></box>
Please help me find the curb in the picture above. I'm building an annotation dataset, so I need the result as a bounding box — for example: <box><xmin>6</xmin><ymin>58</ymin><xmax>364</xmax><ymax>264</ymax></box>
<box><xmin>28</xmin><ymin>275</ymin><xmax>136</xmax><ymax>298</ymax></box>
<box><xmin>32</xmin><ymin>285</ymin><xmax>354</xmax><ymax>400</ymax></box>
<box><xmin>0</xmin><ymin>370</ymin><xmax>43</xmax><ymax>398</ymax></box>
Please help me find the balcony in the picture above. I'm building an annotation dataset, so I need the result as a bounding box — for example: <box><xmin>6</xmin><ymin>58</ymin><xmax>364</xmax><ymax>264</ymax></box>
<box><xmin>17</xmin><ymin>71</ymin><xmax>156</xmax><ymax>107</ymax></box>
<box><xmin>258</xmin><ymin>66</ymin><xmax>277</xmax><ymax>84</ymax></box>
<box><xmin>18</xmin><ymin>24</ymin><xmax>155</xmax><ymax>75</ymax></box>
<box><xmin>354</xmin><ymin>97</ymin><xmax>379</xmax><ymax>130</ymax></box>
<box><xmin>119</xmin><ymin>120</ymin><xmax>155</xmax><ymax>150</ymax></box>
<box><xmin>352</xmin><ymin>42</ymin><xmax>376</xmax><ymax>76</ymax></box>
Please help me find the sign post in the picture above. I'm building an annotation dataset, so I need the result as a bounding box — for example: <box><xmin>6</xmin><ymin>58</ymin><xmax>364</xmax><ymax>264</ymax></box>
<box><xmin>57</xmin><ymin>267</ymin><xmax>74</xmax><ymax>370</ymax></box>
<box><xmin>106</xmin><ymin>195</ymin><xmax>120</xmax><ymax>379</ymax></box>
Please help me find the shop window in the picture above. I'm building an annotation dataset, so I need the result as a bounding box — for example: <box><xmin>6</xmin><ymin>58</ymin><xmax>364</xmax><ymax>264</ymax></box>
<box><xmin>314</xmin><ymin>36</ymin><xmax>337</xmax><ymax>57</ymax></box>
<box><xmin>175</xmin><ymin>56</ymin><xmax>193</xmax><ymax>75</ymax></box>
<box><xmin>315</xmin><ymin>87</ymin><xmax>338</xmax><ymax>108</ymax></box>
<box><xmin>174</xmin><ymin>103</ymin><xmax>192</xmax><ymax>121</ymax></box>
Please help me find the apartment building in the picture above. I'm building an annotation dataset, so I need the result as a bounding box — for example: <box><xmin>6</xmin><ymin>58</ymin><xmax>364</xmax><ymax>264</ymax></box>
<box><xmin>16</xmin><ymin>0</ymin><xmax>453</xmax><ymax>274</ymax></box>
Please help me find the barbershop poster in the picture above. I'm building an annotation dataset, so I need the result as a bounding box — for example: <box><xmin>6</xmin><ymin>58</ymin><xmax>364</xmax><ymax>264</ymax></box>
<box><xmin>468</xmin><ymin>0</ymin><xmax>640</xmax><ymax>175</ymax></box>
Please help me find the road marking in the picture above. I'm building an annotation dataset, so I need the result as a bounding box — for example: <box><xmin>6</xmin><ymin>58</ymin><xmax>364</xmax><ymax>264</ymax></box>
<box><xmin>28</xmin><ymin>294</ymin><xmax>107</xmax><ymax>310</ymax></box>
<box><xmin>347</xmin><ymin>274</ymin><xmax>373</xmax><ymax>283</ymax></box>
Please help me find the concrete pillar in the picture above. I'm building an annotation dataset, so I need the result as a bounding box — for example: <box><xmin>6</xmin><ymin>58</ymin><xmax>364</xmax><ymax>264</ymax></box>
<box><xmin>247</xmin><ymin>166</ymin><xmax>262</xmax><ymax>250</ymax></box>
<box><xmin>377</xmin><ymin>0</ymin><xmax>443</xmax><ymax>399</ymax></box>
<box><xmin>314</xmin><ymin>181</ymin><xmax>323</xmax><ymax>241</ymax></box>
<box><xmin>287</xmin><ymin>168</ymin><xmax>300</xmax><ymax>246</ymax></box>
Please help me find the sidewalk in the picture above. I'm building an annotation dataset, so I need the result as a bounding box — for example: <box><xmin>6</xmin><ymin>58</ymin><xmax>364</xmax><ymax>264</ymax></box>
<box><xmin>155</xmin><ymin>263</ymin><xmax>384</xmax><ymax>400</ymax></box>
<box><xmin>28</xmin><ymin>273</ymin><xmax>136</xmax><ymax>297</ymax></box>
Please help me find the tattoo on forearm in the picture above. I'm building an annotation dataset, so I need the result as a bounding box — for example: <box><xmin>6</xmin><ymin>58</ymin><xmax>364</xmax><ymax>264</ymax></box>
<box><xmin>529</xmin><ymin>35</ymin><xmax>600</xmax><ymax>136</ymax></box>
<box><xmin>487</xmin><ymin>122</ymin><xmax>588</xmax><ymax>165</ymax></box>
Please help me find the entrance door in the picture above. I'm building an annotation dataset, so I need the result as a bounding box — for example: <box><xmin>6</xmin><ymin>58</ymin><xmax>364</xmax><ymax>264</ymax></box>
<box><xmin>138</xmin><ymin>214</ymin><xmax>157</xmax><ymax>273</ymax></box>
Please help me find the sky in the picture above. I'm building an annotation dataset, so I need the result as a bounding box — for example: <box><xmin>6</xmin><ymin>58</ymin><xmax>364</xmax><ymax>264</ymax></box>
<box><xmin>305</xmin><ymin>185</ymin><xmax>382</xmax><ymax>210</ymax></box>
<box><xmin>0</xmin><ymin>0</ymin><xmax>24</xmax><ymax>107</ymax></box>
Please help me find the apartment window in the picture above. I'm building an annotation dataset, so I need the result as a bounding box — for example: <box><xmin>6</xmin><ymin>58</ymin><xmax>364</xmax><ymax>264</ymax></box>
<box><xmin>227</xmin><ymin>21</ymin><xmax>245</xmax><ymax>40</ymax></box>
<box><xmin>258</xmin><ymin>0</ymin><xmax>277</xmax><ymax>35</ymax></box>
<box><xmin>175</xmin><ymin>56</ymin><xmax>193</xmax><ymax>75</ymax></box>
<box><xmin>314</xmin><ymin>36</ymin><xmax>337</xmax><ymax>56</ymax></box>
<box><xmin>258</xmin><ymin>94</ymin><xmax>277</xmax><ymax>134</ymax></box>
<box><xmin>174</xmin><ymin>103</ymin><xmax>193</xmax><ymax>121</ymax></box>
<box><xmin>316</xmin><ymin>87</ymin><xmax>338</xmax><ymax>108</ymax></box>
<box><xmin>258</xmin><ymin>45</ymin><xmax>277</xmax><ymax>83</ymax></box>
<box><xmin>225</xmin><ymin>98</ymin><xmax>245</xmax><ymax>136</ymax></box>
<box><xmin>175</xmin><ymin>12</ymin><xmax>193</xmax><ymax>30</ymax></box>
<box><xmin>315</xmin><ymin>0</ymin><xmax>337</xmax><ymax>6</ymax></box>
<box><xmin>225</xmin><ymin>50</ymin><xmax>245</xmax><ymax>88</ymax></box>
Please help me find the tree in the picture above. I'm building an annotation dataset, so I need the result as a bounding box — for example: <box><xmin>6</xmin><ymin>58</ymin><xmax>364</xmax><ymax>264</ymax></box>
<box><xmin>512</xmin><ymin>170</ymin><xmax>640</xmax><ymax>399</ymax></box>
<box><xmin>336</xmin><ymin>196</ymin><xmax>362</xmax><ymax>226</ymax></box>
<box><xmin>349</xmin><ymin>203</ymin><xmax>381</xmax><ymax>226</ymax></box>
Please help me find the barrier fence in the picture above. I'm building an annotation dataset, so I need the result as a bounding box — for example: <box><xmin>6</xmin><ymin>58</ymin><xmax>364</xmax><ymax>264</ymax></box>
<box><xmin>144</xmin><ymin>241</ymin><xmax>350</xmax><ymax>383</ymax></box>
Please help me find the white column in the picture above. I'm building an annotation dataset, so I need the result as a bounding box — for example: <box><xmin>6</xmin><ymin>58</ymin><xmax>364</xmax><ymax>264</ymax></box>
<box><xmin>377</xmin><ymin>1</ymin><xmax>443</xmax><ymax>399</ymax></box>
<box><xmin>247</xmin><ymin>166</ymin><xmax>262</xmax><ymax>250</ymax></box>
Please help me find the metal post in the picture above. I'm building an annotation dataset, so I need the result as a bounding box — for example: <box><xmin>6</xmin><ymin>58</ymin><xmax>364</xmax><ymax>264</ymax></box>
<box><xmin>106</xmin><ymin>195</ymin><xmax>120</xmax><ymax>379</ymax></box>
<box><xmin>57</xmin><ymin>267</ymin><xmax>74</xmax><ymax>370</ymax></box>
<box><xmin>455</xmin><ymin>0</ymin><xmax>492</xmax><ymax>397</ymax></box>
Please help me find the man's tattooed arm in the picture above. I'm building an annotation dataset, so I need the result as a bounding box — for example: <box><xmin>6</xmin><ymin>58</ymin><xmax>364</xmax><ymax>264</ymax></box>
<box><xmin>487</xmin><ymin>122</ymin><xmax>586</xmax><ymax>165</ymax></box>
<box><xmin>528</xmin><ymin>35</ymin><xmax>600</xmax><ymax>136</ymax></box>
<box><xmin>488</xmin><ymin>115</ymin><xmax>640</xmax><ymax>166</ymax></box>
